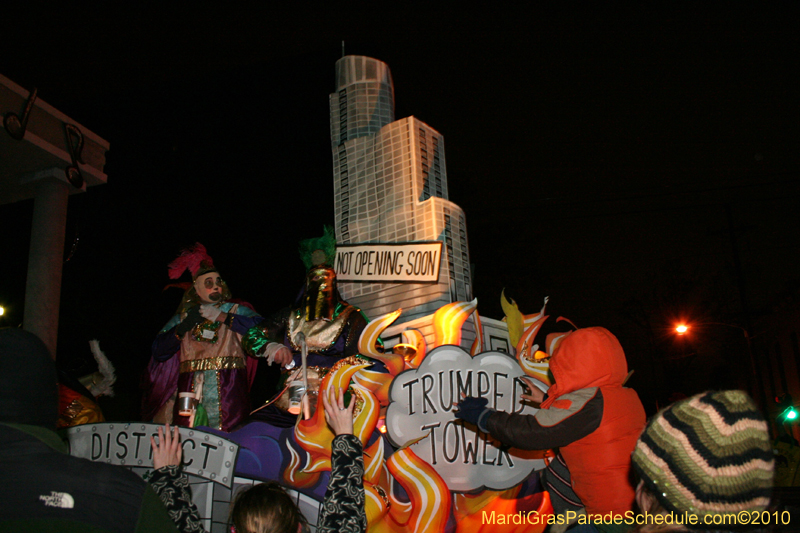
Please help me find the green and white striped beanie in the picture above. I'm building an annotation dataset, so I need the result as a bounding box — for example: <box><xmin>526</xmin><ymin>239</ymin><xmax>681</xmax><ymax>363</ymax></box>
<box><xmin>632</xmin><ymin>390</ymin><xmax>774</xmax><ymax>519</ymax></box>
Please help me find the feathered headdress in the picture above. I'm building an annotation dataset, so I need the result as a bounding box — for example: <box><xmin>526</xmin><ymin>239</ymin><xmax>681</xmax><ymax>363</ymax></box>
<box><xmin>168</xmin><ymin>243</ymin><xmax>215</xmax><ymax>280</ymax></box>
<box><xmin>298</xmin><ymin>226</ymin><xmax>337</xmax><ymax>270</ymax></box>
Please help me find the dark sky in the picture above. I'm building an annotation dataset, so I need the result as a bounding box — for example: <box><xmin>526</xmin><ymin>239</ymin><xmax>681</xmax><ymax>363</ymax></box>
<box><xmin>2</xmin><ymin>4</ymin><xmax>799</xmax><ymax>414</ymax></box>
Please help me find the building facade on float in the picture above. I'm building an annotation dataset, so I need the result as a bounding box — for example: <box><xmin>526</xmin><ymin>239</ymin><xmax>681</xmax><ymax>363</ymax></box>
<box><xmin>329</xmin><ymin>56</ymin><xmax>509</xmax><ymax>350</ymax></box>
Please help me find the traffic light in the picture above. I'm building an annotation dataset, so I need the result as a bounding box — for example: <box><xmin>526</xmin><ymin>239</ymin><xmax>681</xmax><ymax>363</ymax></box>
<box><xmin>776</xmin><ymin>394</ymin><xmax>797</xmax><ymax>422</ymax></box>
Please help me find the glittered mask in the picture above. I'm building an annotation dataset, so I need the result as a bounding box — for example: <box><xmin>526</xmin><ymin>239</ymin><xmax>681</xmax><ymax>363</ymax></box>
<box><xmin>302</xmin><ymin>266</ymin><xmax>336</xmax><ymax>321</ymax></box>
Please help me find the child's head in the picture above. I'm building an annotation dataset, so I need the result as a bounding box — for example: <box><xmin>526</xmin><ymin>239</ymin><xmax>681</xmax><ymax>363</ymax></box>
<box><xmin>632</xmin><ymin>390</ymin><xmax>774</xmax><ymax>530</ymax></box>
<box><xmin>230</xmin><ymin>482</ymin><xmax>307</xmax><ymax>533</ymax></box>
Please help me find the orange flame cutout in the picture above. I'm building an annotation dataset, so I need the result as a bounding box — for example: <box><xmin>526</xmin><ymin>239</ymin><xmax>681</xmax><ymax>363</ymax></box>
<box><xmin>454</xmin><ymin>488</ymin><xmax>552</xmax><ymax>533</ymax></box>
<box><xmin>470</xmin><ymin>309</ymin><xmax>484</xmax><ymax>355</ymax></box>
<box><xmin>359</xmin><ymin>310</ymin><xmax>405</xmax><ymax>375</ymax></box>
<box><xmin>401</xmin><ymin>329</ymin><xmax>427</xmax><ymax>368</ymax></box>
<box><xmin>515</xmin><ymin>315</ymin><xmax>549</xmax><ymax>359</ymax></box>
<box><xmin>516</xmin><ymin>314</ymin><xmax>552</xmax><ymax>386</ymax></box>
<box><xmin>364</xmin><ymin>436</ymin><xmax>385</xmax><ymax>484</ymax></box>
<box><xmin>522</xmin><ymin>296</ymin><xmax>549</xmax><ymax>329</ymax></box>
<box><xmin>546</xmin><ymin>331</ymin><xmax>570</xmax><ymax>358</ymax></box>
<box><xmin>433</xmin><ymin>299</ymin><xmax>478</xmax><ymax>347</ymax></box>
<box><xmin>353</xmin><ymin>369</ymin><xmax>394</xmax><ymax>406</ymax></box>
<box><xmin>292</xmin><ymin>363</ymin><xmax>372</xmax><ymax>477</ymax></box>
<box><xmin>282</xmin><ymin>439</ymin><xmax>320</xmax><ymax>489</ymax></box>
<box><xmin>454</xmin><ymin>486</ymin><xmax>520</xmax><ymax>521</ymax></box>
<box><xmin>386</xmin><ymin>447</ymin><xmax>451</xmax><ymax>533</ymax></box>
<box><xmin>365</xmin><ymin>484</ymin><xmax>391</xmax><ymax>525</ymax></box>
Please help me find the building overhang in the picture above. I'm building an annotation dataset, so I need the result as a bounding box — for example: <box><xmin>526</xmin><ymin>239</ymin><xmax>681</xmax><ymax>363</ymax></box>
<box><xmin>0</xmin><ymin>73</ymin><xmax>109</xmax><ymax>205</ymax></box>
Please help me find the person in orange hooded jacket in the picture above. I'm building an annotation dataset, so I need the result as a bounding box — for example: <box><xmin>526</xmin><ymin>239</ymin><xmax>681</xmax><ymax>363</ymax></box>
<box><xmin>456</xmin><ymin>327</ymin><xmax>646</xmax><ymax>529</ymax></box>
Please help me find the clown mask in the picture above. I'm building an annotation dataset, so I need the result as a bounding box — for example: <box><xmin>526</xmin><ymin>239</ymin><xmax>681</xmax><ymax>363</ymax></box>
<box><xmin>194</xmin><ymin>272</ymin><xmax>224</xmax><ymax>303</ymax></box>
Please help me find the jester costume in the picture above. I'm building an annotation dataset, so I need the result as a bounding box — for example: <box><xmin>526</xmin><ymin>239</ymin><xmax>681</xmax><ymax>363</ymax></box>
<box><xmin>143</xmin><ymin>244</ymin><xmax>282</xmax><ymax>432</ymax></box>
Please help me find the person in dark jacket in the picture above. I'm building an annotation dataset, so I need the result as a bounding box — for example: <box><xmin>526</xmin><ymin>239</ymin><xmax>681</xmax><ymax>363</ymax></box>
<box><xmin>0</xmin><ymin>327</ymin><xmax>183</xmax><ymax>533</ymax></box>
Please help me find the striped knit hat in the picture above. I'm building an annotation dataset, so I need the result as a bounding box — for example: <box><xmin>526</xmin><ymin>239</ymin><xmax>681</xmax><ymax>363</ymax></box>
<box><xmin>632</xmin><ymin>390</ymin><xmax>774</xmax><ymax>520</ymax></box>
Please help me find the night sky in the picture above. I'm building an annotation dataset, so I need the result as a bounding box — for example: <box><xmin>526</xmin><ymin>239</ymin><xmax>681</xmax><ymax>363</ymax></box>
<box><xmin>2</xmin><ymin>4</ymin><xmax>799</xmax><ymax>416</ymax></box>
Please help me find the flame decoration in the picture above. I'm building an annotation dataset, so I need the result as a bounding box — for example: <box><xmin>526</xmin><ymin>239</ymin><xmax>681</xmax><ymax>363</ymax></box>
<box><xmin>386</xmin><ymin>447</ymin><xmax>451</xmax><ymax>533</ymax></box>
<box><xmin>470</xmin><ymin>310</ymin><xmax>484</xmax><ymax>355</ymax></box>
<box><xmin>522</xmin><ymin>296</ymin><xmax>549</xmax><ymax>329</ymax></box>
<box><xmin>506</xmin><ymin>297</ymin><xmax>551</xmax><ymax>386</ymax></box>
<box><xmin>280</xmin><ymin>298</ymin><xmax>557</xmax><ymax>533</ymax></box>
<box><xmin>282</xmin><ymin>439</ymin><xmax>320</xmax><ymax>489</ymax></box>
<box><xmin>454</xmin><ymin>488</ymin><xmax>552</xmax><ymax>533</ymax></box>
<box><xmin>433</xmin><ymin>299</ymin><xmax>478</xmax><ymax>347</ymax></box>
<box><xmin>353</xmin><ymin>369</ymin><xmax>394</xmax><ymax>406</ymax></box>
<box><xmin>358</xmin><ymin>309</ymin><xmax>405</xmax><ymax>375</ymax></box>
<box><xmin>288</xmin><ymin>363</ymin><xmax>372</xmax><ymax>480</ymax></box>
<box><xmin>545</xmin><ymin>331</ymin><xmax>570</xmax><ymax>358</ymax></box>
<box><xmin>401</xmin><ymin>329</ymin><xmax>428</xmax><ymax>368</ymax></box>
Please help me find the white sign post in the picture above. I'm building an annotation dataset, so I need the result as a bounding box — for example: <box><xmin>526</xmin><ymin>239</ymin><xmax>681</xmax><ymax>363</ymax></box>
<box><xmin>385</xmin><ymin>345</ymin><xmax>547</xmax><ymax>492</ymax></box>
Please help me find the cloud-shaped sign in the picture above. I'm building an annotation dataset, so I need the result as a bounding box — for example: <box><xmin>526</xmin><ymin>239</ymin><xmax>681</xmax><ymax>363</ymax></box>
<box><xmin>385</xmin><ymin>345</ymin><xmax>547</xmax><ymax>492</ymax></box>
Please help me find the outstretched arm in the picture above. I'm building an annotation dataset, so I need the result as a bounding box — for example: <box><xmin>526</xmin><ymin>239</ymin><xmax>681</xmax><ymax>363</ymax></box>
<box><xmin>317</xmin><ymin>387</ymin><xmax>367</xmax><ymax>533</ymax></box>
<box><xmin>147</xmin><ymin>425</ymin><xmax>205</xmax><ymax>533</ymax></box>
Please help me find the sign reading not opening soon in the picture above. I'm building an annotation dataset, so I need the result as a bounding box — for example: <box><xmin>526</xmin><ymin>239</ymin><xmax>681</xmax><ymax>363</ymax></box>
<box><xmin>335</xmin><ymin>242</ymin><xmax>443</xmax><ymax>283</ymax></box>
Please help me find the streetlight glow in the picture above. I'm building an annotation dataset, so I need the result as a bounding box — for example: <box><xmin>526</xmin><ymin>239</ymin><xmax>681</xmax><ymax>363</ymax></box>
<box><xmin>676</xmin><ymin>324</ymin><xmax>688</xmax><ymax>334</ymax></box>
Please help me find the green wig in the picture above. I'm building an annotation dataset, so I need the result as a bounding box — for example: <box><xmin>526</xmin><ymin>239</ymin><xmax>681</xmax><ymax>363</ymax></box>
<box><xmin>299</xmin><ymin>226</ymin><xmax>337</xmax><ymax>270</ymax></box>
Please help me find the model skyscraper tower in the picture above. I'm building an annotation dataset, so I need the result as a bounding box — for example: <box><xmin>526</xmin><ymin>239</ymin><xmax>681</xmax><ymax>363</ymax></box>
<box><xmin>330</xmin><ymin>55</ymin><xmax>472</xmax><ymax>323</ymax></box>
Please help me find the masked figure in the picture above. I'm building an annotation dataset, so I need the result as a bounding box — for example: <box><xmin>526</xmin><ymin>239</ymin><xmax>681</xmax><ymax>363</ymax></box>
<box><xmin>246</xmin><ymin>228</ymin><xmax>376</xmax><ymax>416</ymax></box>
<box><xmin>143</xmin><ymin>243</ymin><xmax>290</xmax><ymax>432</ymax></box>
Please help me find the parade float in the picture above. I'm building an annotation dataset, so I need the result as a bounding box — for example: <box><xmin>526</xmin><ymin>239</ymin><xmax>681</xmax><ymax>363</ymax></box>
<box><xmin>68</xmin><ymin>297</ymin><xmax>563</xmax><ymax>533</ymax></box>
<box><xmin>65</xmin><ymin>54</ymin><xmax>568</xmax><ymax>532</ymax></box>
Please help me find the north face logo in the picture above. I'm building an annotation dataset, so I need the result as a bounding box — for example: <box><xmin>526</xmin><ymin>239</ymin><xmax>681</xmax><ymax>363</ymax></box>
<box><xmin>39</xmin><ymin>491</ymin><xmax>75</xmax><ymax>509</ymax></box>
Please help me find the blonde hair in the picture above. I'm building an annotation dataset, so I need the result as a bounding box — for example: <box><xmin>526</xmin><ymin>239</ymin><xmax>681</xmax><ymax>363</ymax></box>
<box><xmin>229</xmin><ymin>482</ymin><xmax>307</xmax><ymax>533</ymax></box>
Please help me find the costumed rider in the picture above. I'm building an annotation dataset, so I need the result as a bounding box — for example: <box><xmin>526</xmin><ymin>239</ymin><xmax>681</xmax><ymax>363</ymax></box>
<box><xmin>247</xmin><ymin>227</ymin><xmax>378</xmax><ymax>416</ymax></box>
<box><xmin>145</xmin><ymin>243</ymin><xmax>292</xmax><ymax>432</ymax></box>
<box><xmin>456</xmin><ymin>326</ymin><xmax>646</xmax><ymax>533</ymax></box>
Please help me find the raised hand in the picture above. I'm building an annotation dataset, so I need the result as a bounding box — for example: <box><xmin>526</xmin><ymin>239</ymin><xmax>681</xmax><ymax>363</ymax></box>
<box><xmin>322</xmin><ymin>386</ymin><xmax>355</xmax><ymax>436</ymax></box>
<box><xmin>150</xmin><ymin>424</ymin><xmax>183</xmax><ymax>470</ymax></box>
<box><xmin>519</xmin><ymin>376</ymin><xmax>546</xmax><ymax>404</ymax></box>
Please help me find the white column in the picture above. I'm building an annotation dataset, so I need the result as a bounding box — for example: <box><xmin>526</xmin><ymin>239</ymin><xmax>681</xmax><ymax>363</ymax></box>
<box><xmin>23</xmin><ymin>175</ymin><xmax>69</xmax><ymax>359</ymax></box>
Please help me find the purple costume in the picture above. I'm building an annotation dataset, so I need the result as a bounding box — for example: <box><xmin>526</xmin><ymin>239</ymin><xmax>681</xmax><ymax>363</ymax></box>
<box><xmin>145</xmin><ymin>302</ymin><xmax>267</xmax><ymax>432</ymax></box>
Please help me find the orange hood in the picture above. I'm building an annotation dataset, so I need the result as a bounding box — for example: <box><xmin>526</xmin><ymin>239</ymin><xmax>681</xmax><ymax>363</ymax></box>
<box><xmin>540</xmin><ymin>327</ymin><xmax>629</xmax><ymax>409</ymax></box>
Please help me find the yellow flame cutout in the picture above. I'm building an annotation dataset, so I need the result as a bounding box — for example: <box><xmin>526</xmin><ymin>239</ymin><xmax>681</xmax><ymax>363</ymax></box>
<box><xmin>401</xmin><ymin>329</ymin><xmax>427</xmax><ymax>368</ymax></box>
<box><xmin>433</xmin><ymin>299</ymin><xmax>478</xmax><ymax>347</ymax></box>
<box><xmin>358</xmin><ymin>309</ymin><xmax>405</xmax><ymax>375</ymax></box>
<box><xmin>501</xmin><ymin>290</ymin><xmax>524</xmax><ymax>347</ymax></box>
<box><xmin>386</xmin><ymin>447</ymin><xmax>451</xmax><ymax>533</ymax></box>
